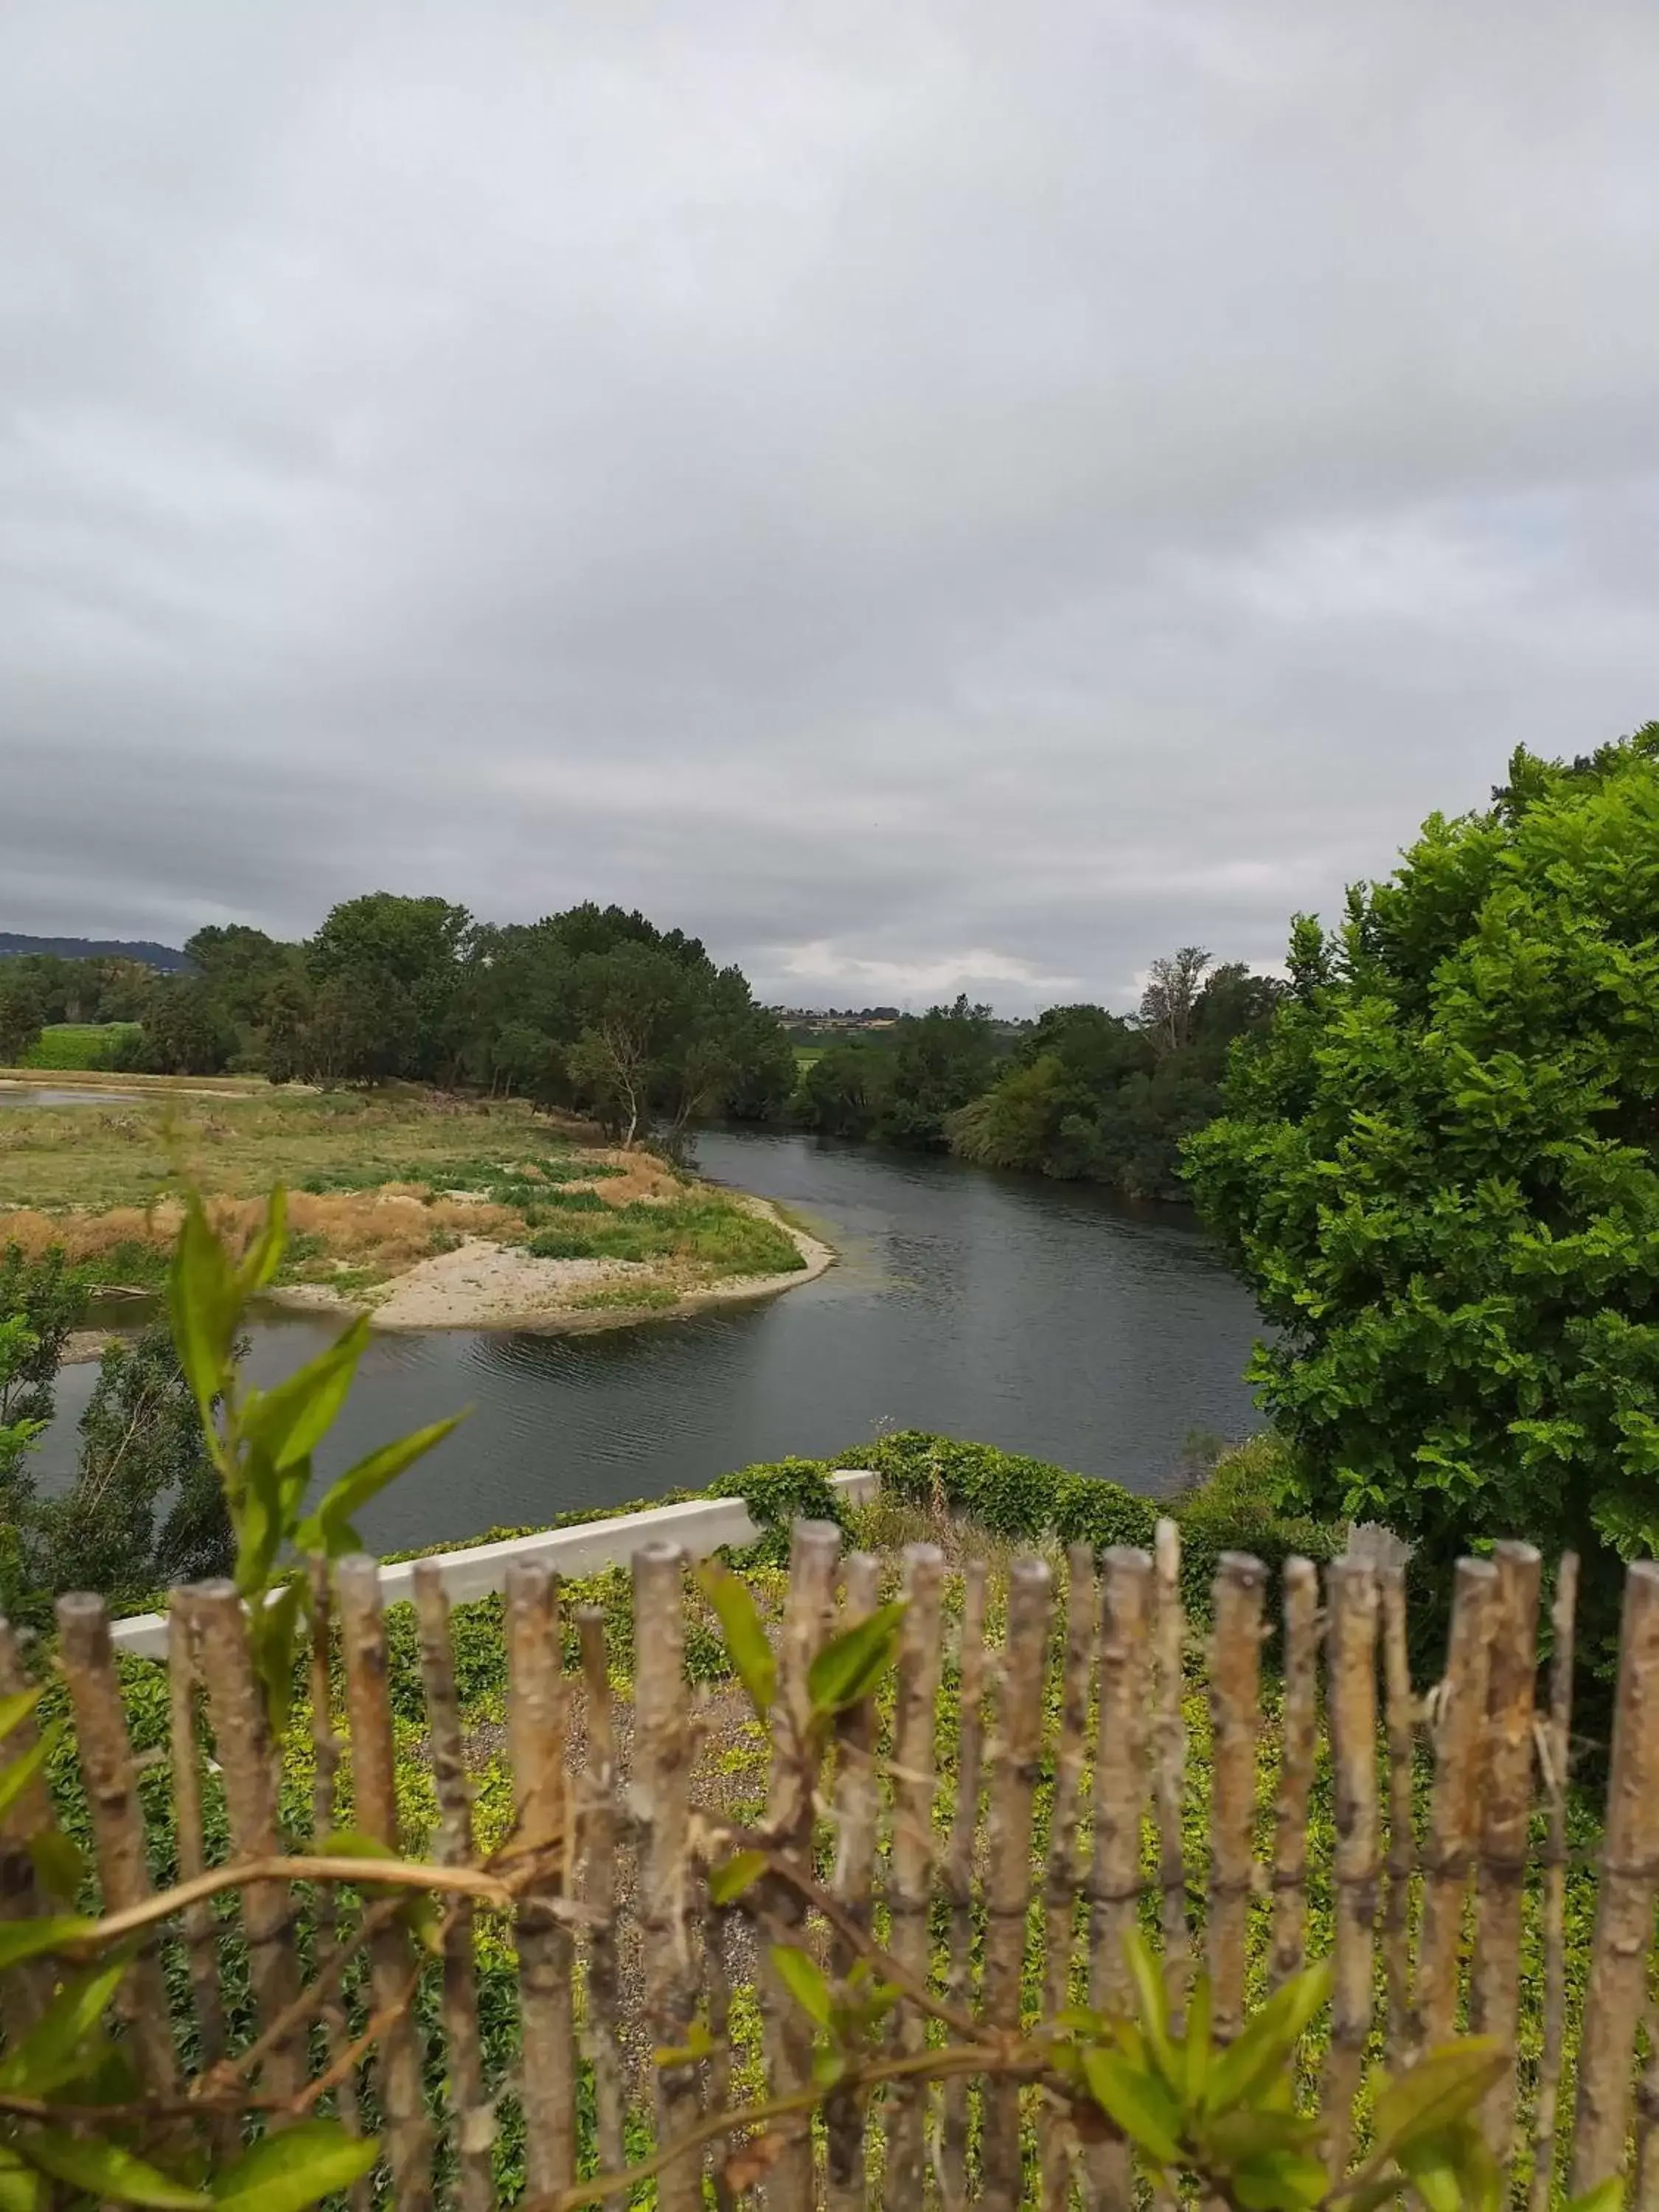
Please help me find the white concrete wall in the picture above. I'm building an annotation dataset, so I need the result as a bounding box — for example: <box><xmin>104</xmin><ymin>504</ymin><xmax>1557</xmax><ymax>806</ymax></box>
<box><xmin>107</xmin><ymin>1470</ymin><xmax>880</xmax><ymax>1663</ymax></box>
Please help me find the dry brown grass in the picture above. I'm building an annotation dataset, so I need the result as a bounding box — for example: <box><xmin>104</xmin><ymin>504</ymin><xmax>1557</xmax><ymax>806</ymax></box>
<box><xmin>564</xmin><ymin>1150</ymin><xmax>684</xmax><ymax>1205</ymax></box>
<box><xmin>0</xmin><ymin>1190</ymin><xmax>526</xmax><ymax>1281</ymax></box>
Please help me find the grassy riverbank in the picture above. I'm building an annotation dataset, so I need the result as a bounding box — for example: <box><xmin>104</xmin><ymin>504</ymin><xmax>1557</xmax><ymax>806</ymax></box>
<box><xmin>0</xmin><ymin>1082</ymin><xmax>818</xmax><ymax>1326</ymax></box>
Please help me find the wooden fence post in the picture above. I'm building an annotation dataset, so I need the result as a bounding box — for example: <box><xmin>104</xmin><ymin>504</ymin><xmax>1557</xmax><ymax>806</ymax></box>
<box><xmin>1378</xmin><ymin>1561</ymin><xmax>1416</xmax><ymax>2062</ymax></box>
<box><xmin>55</xmin><ymin>1592</ymin><xmax>178</xmax><ymax>2100</ymax></box>
<box><xmin>1414</xmin><ymin>1557</ymin><xmax>1498</xmax><ymax>2056</ymax></box>
<box><xmin>1040</xmin><ymin>1545</ymin><xmax>1097</xmax><ymax>2212</ymax></box>
<box><xmin>335</xmin><ymin>1555</ymin><xmax>435</xmax><ymax>2211</ymax></box>
<box><xmin>1268</xmin><ymin>1557</ymin><xmax>1321</xmax><ymax>1992</ymax></box>
<box><xmin>1527</xmin><ymin>1553</ymin><xmax>1579</xmax><ymax>2212</ymax></box>
<box><xmin>163</xmin><ymin>1595</ymin><xmax>233</xmax><ymax>2157</ymax></box>
<box><xmin>187</xmin><ymin>1581</ymin><xmax>307</xmax><ymax>2107</ymax></box>
<box><xmin>412</xmin><ymin>1562</ymin><xmax>495</xmax><ymax>2212</ymax></box>
<box><xmin>575</xmin><ymin>1602</ymin><xmax>627</xmax><ymax>2185</ymax></box>
<box><xmin>1470</xmin><ymin>1540</ymin><xmax>1542</xmax><ymax>2160</ymax></box>
<box><xmin>631</xmin><ymin>1541</ymin><xmax>701</xmax><ymax>2212</ymax></box>
<box><xmin>1320</xmin><ymin>1558</ymin><xmax>1379</xmax><ymax>2177</ymax></box>
<box><xmin>981</xmin><ymin>1556</ymin><xmax>1054</xmax><ymax>2212</ymax></box>
<box><xmin>827</xmin><ymin>1551</ymin><xmax>881</xmax><ymax>2212</ymax></box>
<box><xmin>1152</xmin><ymin>1520</ymin><xmax>1190</xmax><ymax>2027</ymax></box>
<box><xmin>1086</xmin><ymin>1546</ymin><xmax>1154</xmax><ymax>2212</ymax></box>
<box><xmin>504</xmin><ymin>1557</ymin><xmax>577</xmax><ymax>2202</ymax></box>
<box><xmin>881</xmin><ymin>1537</ymin><xmax>944</xmax><ymax>2210</ymax></box>
<box><xmin>305</xmin><ymin>1555</ymin><xmax>369</xmax><ymax>2200</ymax></box>
<box><xmin>1573</xmin><ymin>1560</ymin><xmax>1659</xmax><ymax>2193</ymax></box>
<box><xmin>939</xmin><ymin>1557</ymin><xmax>990</xmax><ymax>2212</ymax></box>
<box><xmin>1208</xmin><ymin>1553</ymin><xmax>1266</xmax><ymax>2045</ymax></box>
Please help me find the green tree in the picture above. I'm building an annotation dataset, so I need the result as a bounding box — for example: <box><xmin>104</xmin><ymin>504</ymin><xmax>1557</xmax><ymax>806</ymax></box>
<box><xmin>1139</xmin><ymin>945</ymin><xmax>1211</xmax><ymax>1053</ymax></box>
<box><xmin>1184</xmin><ymin>723</ymin><xmax>1659</xmax><ymax>1647</ymax></box>
<box><xmin>306</xmin><ymin>892</ymin><xmax>472</xmax><ymax>1082</ymax></box>
<box><xmin>880</xmin><ymin>996</ymin><xmax>1001</xmax><ymax>1146</ymax></box>
<box><xmin>260</xmin><ymin>968</ymin><xmax>314</xmax><ymax>1084</ymax></box>
<box><xmin>28</xmin><ymin>1324</ymin><xmax>233</xmax><ymax>1608</ymax></box>
<box><xmin>0</xmin><ymin>967</ymin><xmax>44</xmax><ymax>1063</ymax></box>
<box><xmin>118</xmin><ymin>975</ymin><xmax>239</xmax><ymax>1074</ymax></box>
<box><xmin>795</xmin><ymin>1034</ymin><xmax>897</xmax><ymax>1140</ymax></box>
<box><xmin>566</xmin><ymin>940</ymin><xmax>693</xmax><ymax>1144</ymax></box>
<box><xmin>185</xmin><ymin>923</ymin><xmax>301</xmax><ymax>1027</ymax></box>
<box><xmin>0</xmin><ymin>1245</ymin><xmax>80</xmax><ymax>1436</ymax></box>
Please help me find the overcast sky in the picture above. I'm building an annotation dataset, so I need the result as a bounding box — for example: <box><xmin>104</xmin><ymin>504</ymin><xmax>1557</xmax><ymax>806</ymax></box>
<box><xmin>4</xmin><ymin>4</ymin><xmax>1657</xmax><ymax>1012</ymax></box>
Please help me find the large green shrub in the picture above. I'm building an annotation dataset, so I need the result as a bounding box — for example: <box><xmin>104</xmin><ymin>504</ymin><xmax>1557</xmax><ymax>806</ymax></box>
<box><xmin>1185</xmin><ymin>723</ymin><xmax>1659</xmax><ymax>1650</ymax></box>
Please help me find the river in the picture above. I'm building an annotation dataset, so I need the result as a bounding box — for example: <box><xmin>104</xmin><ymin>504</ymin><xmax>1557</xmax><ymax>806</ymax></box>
<box><xmin>32</xmin><ymin>1129</ymin><xmax>1265</xmax><ymax>1552</ymax></box>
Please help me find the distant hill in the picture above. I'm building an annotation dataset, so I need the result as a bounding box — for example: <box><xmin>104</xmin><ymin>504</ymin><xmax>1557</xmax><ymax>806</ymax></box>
<box><xmin>0</xmin><ymin>933</ymin><xmax>189</xmax><ymax>970</ymax></box>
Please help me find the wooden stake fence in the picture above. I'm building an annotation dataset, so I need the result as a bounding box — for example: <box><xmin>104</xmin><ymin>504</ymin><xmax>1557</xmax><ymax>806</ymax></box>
<box><xmin>18</xmin><ymin>1522</ymin><xmax>1659</xmax><ymax>2205</ymax></box>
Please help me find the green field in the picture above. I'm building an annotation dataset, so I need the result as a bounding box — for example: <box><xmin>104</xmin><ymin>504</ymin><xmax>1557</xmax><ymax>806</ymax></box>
<box><xmin>792</xmin><ymin>1044</ymin><xmax>824</xmax><ymax>1069</ymax></box>
<box><xmin>23</xmin><ymin>1022</ymin><xmax>140</xmax><ymax>1071</ymax></box>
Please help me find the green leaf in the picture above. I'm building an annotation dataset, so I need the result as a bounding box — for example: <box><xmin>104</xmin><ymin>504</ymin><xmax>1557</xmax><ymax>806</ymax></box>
<box><xmin>1565</xmin><ymin>2184</ymin><xmax>1624</xmax><ymax>2212</ymax></box>
<box><xmin>295</xmin><ymin>1416</ymin><xmax>465</xmax><ymax>1557</ymax></box>
<box><xmin>1203</xmin><ymin>1960</ymin><xmax>1332</xmax><ymax>2115</ymax></box>
<box><xmin>1183</xmin><ymin>1972</ymin><xmax>1213</xmax><ymax>2110</ymax></box>
<box><xmin>0</xmin><ymin>1689</ymin><xmax>41</xmax><ymax>1746</ymax></box>
<box><xmin>1231</xmin><ymin>2152</ymin><xmax>1330</xmax><ymax>2211</ymax></box>
<box><xmin>316</xmin><ymin>1829</ymin><xmax>440</xmax><ymax>1949</ymax></box>
<box><xmin>240</xmin><ymin>1317</ymin><xmax>371</xmax><ymax>1474</ymax></box>
<box><xmin>805</xmin><ymin>1601</ymin><xmax>907</xmax><ymax>1715</ymax></box>
<box><xmin>1401</xmin><ymin>2119</ymin><xmax>1500</xmax><ymax>2212</ymax></box>
<box><xmin>708</xmin><ymin>1849</ymin><xmax>768</xmax><ymax>1906</ymax></box>
<box><xmin>231</xmin><ymin>1454</ymin><xmax>282</xmax><ymax>1597</ymax></box>
<box><xmin>811</xmin><ymin>2045</ymin><xmax>846</xmax><ymax>2089</ymax></box>
<box><xmin>1397</xmin><ymin>2135</ymin><xmax>1464</xmax><ymax>2212</ymax></box>
<box><xmin>210</xmin><ymin>2120</ymin><xmax>380</xmax><ymax>2212</ymax></box>
<box><xmin>18</xmin><ymin>2128</ymin><xmax>208</xmax><ymax>2208</ymax></box>
<box><xmin>248</xmin><ymin>1576</ymin><xmax>305</xmax><ymax>1733</ymax></box>
<box><xmin>0</xmin><ymin>1727</ymin><xmax>61</xmax><ymax>1826</ymax></box>
<box><xmin>769</xmin><ymin>1945</ymin><xmax>833</xmax><ymax>2031</ymax></box>
<box><xmin>695</xmin><ymin>1562</ymin><xmax>776</xmax><ymax>1719</ymax></box>
<box><xmin>233</xmin><ymin>1188</ymin><xmax>288</xmax><ymax>1301</ymax></box>
<box><xmin>1369</xmin><ymin>2040</ymin><xmax>1508</xmax><ymax>2164</ymax></box>
<box><xmin>0</xmin><ymin>2152</ymin><xmax>44</xmax><ymax>2212</ymax></box>
<box><xmin>1082</xmin><ymin>2046</ymin><xmax>1184</xmax><ymax>2166</ymax></box>
<box><xmin>27</xmin><ymin>1828</ymin><xmax>87</xmax><ymax>1905</ymax></box>
<box><xmin>653</xmin><ymin>2020</ymin><xmax>714</xmax><ymax>2067</ymax></box>
<box><xmin>1200</xmin><ymin>2110</ymin><xmax>1323</xmax><ymax>2166</ymax></box>
<box><xmin>169</xmin><ymin>1194</ymin><xmax>237</xmax><ymax>1432</ymax></box>
<box><xmin>0</xmin><ymin>1916</ymin><xmax>99</xmax><ymax>1971</ymax></box>
<box><xmin>0</xmin><ymin>1956</ymin><xmax>128</xmax><ymax>2093</ymax></box>
<box><xmin>1123</xmin><ymin>1929</ymin><xmax>1179</xmax><ymax>2089</ymax></box>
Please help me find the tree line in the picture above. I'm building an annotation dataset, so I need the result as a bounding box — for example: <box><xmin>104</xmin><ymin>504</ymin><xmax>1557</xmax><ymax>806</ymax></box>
<box><xmin>3</xmin><ymin>893</ymin><xmax>1279</xmax><ymax>1193</ymax></box>
<box><xmin>3</xmin><ymin>896</ymin><xmax>799</xmax><ymax>1144</ymax></box>
<box><xmin>793</xmin><ymin>955</ymin><xmax>1283</xmax><ymax>1197</ymax></box>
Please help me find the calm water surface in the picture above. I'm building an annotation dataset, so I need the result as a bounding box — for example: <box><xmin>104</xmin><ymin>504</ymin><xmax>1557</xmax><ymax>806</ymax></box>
<box><xmin>0</xmin><ymin>1087</ymin><xmax>139</xmax><ymax>1107</ymax></box>
<box><xmin>35</xmin><ymin>1130</ymin><xmax>1264</xmax><ymax>1551</ymax></box>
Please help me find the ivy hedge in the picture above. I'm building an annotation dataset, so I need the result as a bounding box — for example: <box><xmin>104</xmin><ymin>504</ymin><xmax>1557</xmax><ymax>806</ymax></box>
<box><xmin>375</xmin><ymin>1428</ymin><xmax>1343</xmax><ymax>1616</ymax></box>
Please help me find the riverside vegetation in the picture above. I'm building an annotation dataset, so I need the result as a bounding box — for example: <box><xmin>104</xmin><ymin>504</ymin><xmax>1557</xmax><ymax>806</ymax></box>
<box><xmin>0</xmin><ymin>1185</ymin><xmax>1643</xmax><ymax>2211</ymax></box>
<box><xmin>0</xmin><ymin>1088</ymin><xmax>806</xmax><ymax>1318</ymax></box>
<box><xmin>3</xmin><ymin>899</ymin><xmax>1284</xmax><ymax>1202</ymax></box>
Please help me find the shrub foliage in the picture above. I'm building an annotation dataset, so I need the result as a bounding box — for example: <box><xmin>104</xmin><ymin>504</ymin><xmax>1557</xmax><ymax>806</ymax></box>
<box><xmin>1185</xmin><ymin>723</ymin><xmax>1659</xmax><ymax>1641</ymax></box>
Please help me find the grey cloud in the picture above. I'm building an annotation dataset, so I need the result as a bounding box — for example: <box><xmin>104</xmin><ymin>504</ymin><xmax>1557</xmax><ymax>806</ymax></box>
<box><xmin>4</xmin><ymin>1</ymin><xmax>1658</xmax><ymax>1009</ymax></box>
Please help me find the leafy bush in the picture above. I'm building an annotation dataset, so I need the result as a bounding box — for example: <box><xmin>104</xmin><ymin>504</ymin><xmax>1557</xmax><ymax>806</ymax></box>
<box><xmin>714</xmin><ymin>1456</ymin><xmax>850</xmax><ymax>1561</ymax></box>
<box><xmin>526</xmin><ymin>1193</ymin><xmax>801</xmax><ymax>1275</ymax></box>
<box><xmin>1172</xmin><ymin>1433</ymin><xmax>1340</xmax><ymax>1602</ymax></box>
<box><xmin>1186</xmin><ymin>723</ymin><xmax>1659</xmax><ymax>1655</ymax></box>
<box><xmin>855</xmin><ymin>1430</ymin><xmax>1335</xmax><ymax>1615</ymax></box>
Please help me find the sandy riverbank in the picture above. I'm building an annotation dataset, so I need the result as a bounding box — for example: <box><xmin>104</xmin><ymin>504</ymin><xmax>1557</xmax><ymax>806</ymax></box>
<box><xmin>286</xmin><ymin>1194</ymin><xmax>833</xmax><ymax>1334</ymax></box>
<box><xmin>62</xmin><ymin>1196</ymin><xmax>833</xmax><ymax>1358</ymax></box>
